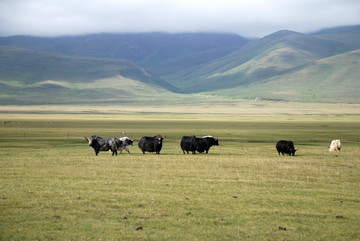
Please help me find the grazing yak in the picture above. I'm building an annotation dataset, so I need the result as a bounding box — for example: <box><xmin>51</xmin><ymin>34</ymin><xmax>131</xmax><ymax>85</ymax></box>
<box><xmin>329</xmin><ymin>139</ymin><xmax>341</xmax><ymax>151</ymax></box>
<box><xmin>85</xmin><ymin>135</ymin><xmax>120</xmax><ymax>156</ymax></box>
<box><xmin>180</xmin><ymin>136</ymin><xmax>198</xmax><ymax>154</ymax></box>
<box><xmin>276</xmin><ymin>140</ymin><xmax>297</xmax><ymax>156</ymax></box>
<box><xmin>117</xmin><ymin>136</ymin><xmax>134</xmax><ymax>154</ymax></box>
<box><xmin>197</xmin><ymin>136</ymin><xmax>219</xmax><ymax>154</ymax></box>
<box><xmin>180</xmin><ymin>135</ymin><xmax>219</xmax><ymax>154</ymax></box>
<box><xmin>138</xmin><ymin>135</ymin><xmax>165</xmax><ymax>154</ymax></box>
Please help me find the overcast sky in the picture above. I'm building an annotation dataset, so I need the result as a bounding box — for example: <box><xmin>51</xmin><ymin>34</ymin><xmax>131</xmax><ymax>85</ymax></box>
<box><xmin>0</xmin><ymin>0</ymin><xmax>359</xmax><ymax>37</ymax></box>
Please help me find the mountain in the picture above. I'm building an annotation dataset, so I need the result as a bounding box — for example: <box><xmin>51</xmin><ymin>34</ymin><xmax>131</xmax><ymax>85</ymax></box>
<box><xmin>0</xmin><ymin>32</ymin><xmax>249</xmax><ymax>76</ymax></box>
<box><xmin>166</xmin><ymin>29</ymin><xmax>352</xmax><ymax>92</ymax></box>
<box><xmin>0</xmin><ymin>46</ymin><xmax>182</xmax><ymax>104</ymax></box>
<box><xmin>0</xmin><ymin>26</ymin><xmax>359</xmax><ymax>104</ymax></box>
<box><xmin>311</xmin><ymin>25</ymin><xmax>360</xmax><ymax>49</ymax></box>
<box><xmin>0</xmin><ymin>46</ymin><xmax>177</xmax><ymax>89</ymax></box>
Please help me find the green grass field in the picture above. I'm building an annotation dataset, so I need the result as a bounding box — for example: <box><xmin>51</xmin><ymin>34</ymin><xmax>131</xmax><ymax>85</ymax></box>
<box><xmin>0</xmin><ymin>105</ymin><xmax>359</xmax><ymax>240</ymax></box>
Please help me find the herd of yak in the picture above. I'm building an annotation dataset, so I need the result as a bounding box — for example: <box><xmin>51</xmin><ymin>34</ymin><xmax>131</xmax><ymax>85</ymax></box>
<box><xmin>84</xmin><ymin>134</ymin><xmax>342</xmax><ymax>156</ymax></box>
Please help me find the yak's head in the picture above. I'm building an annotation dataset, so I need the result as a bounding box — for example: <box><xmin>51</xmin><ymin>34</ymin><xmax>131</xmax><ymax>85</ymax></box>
<box><xmin>203</xmin><ymin>136</ymin><xmax>219</xmax><ymax>146</ymax></box>
<box><xmin>121</xmin><ymin>137</ymin><xmax>134</xmax><ymax>146</ymax></box>
<box><xmin>127</xmin><ymin>139</ymin><xmax>134</xmax><ymax>146</ymax></box>
<box><xmin>154</xmin><ymin>135</ymin><xmax>165</xmax><ymax>145</ymax></box>
<box><xmin>85</xmin><ymin>135</ymin><xmax>97</xmax><ymax>146</ymax></box>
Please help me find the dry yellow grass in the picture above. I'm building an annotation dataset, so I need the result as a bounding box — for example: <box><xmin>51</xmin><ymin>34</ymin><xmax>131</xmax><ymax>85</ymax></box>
<box><xmin>1</xmin><ymin>101</ymin><xmax>360</xmax><ymax>116</ymax></box>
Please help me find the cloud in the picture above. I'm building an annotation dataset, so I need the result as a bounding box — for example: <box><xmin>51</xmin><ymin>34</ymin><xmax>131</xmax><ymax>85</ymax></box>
<box><xmin>0</xmin><ymin>0</ymin><xmax>359</xmax><ymax>37</ymax></box>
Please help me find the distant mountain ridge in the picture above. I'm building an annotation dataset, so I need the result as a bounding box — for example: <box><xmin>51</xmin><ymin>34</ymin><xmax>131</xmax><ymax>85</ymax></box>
<box><xmin>0</xmin><ymin>46</ymin><xmax>177</xmax><ymax>90</ymax></box>
<box><xmin>0</xmin><ymin>25</ymin><xmax>359</xmax><ymax>104</ymax></box>
<box><xmin>0</xmin><ymin>46</ymin><xmax>187</xmax><ymax>104</ymax></box>
<box><xmin>312</xmin><ymin>25</ymin><xmax>360</xmax><ymax>48</ymax></box>
<box><xmin>0</xmin><ymin>32</ymin><xmax>248</xmax><ymax>76</ymax></box>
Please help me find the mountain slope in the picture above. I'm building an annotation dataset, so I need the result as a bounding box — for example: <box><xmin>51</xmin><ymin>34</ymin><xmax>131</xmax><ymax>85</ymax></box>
<box><xmin>311</xmin><ymin>25</ymin><xmax>360</xmax><ymax>49</ymax></box>
<box><xmin>211</xmin><ymin>49</ymin><xmax>360</xmax><ymax>103</ymax></box>
<box><xmin>0</xmin><ymin>46</ymin><xmax>185</xmax><ymax>104</ymax></box>
<box><xmin>0</xmin><ymin>46</ymin><xmax>178</xmax><ymax>91</ymax></box>
<box><xmin>166</xmin><ymin>30</ymin><xmax>350</xmax><ymax>92</ymax></box>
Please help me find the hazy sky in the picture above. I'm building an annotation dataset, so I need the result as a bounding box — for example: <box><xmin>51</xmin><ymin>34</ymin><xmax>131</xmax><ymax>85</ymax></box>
<box><xmin>0</xmin><ymin>0</ymin><xmax>359</xmax><ymax>37</ymax></box>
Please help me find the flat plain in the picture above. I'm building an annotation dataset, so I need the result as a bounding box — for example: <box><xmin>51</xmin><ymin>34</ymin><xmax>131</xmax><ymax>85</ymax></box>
<box><xmin>0</xmin><ymin>103</ymin><xmax>359</xmax><ymax>240</ymax></box>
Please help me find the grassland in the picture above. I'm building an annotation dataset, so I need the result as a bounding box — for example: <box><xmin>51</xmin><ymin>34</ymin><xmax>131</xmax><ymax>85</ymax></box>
<box><xmin>0</xmin><ymin>104</ymin><xmax>359</xmax><ymax>240</ymax></box>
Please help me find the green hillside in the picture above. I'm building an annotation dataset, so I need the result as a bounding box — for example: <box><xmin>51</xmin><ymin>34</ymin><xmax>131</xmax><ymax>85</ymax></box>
<box><xmin>0</xmin><ymin>46</ymin><xmax>186</xmax><ymax>104</ymax></box>
<box><xmin>0</xmin><ymin>75</ymin><xmax>181</xmax><ymax>105</ymax></box>
<box><xmin>211</xmin><ymin>49</ymin><xmax>360</xmax><ymax>103</ymax></box>
<box><xmin>166</xmin><ymin>30</ymin><xmax>350</xmax><ymax>91</ymax></box>
<box><xmin>0</xmin><ymin>46</ymin><xmax>178</xmax><ymax>90</ymax></box>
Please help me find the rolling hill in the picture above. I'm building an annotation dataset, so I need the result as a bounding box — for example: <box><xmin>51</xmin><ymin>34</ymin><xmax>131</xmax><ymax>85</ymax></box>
<box><xmin>210</xmin><ymin>49</ymin><xmax>360</xmax><ymax>103</ymax></box>
<box><xmin>0</xmin><ymin>46</ymin><xmax>176</xmax><ymax>89</ymax></box>
<box><xmin>0</xmin><ymin>46</ymin><xmax>183</xmax><ymax>104</ymax></box>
